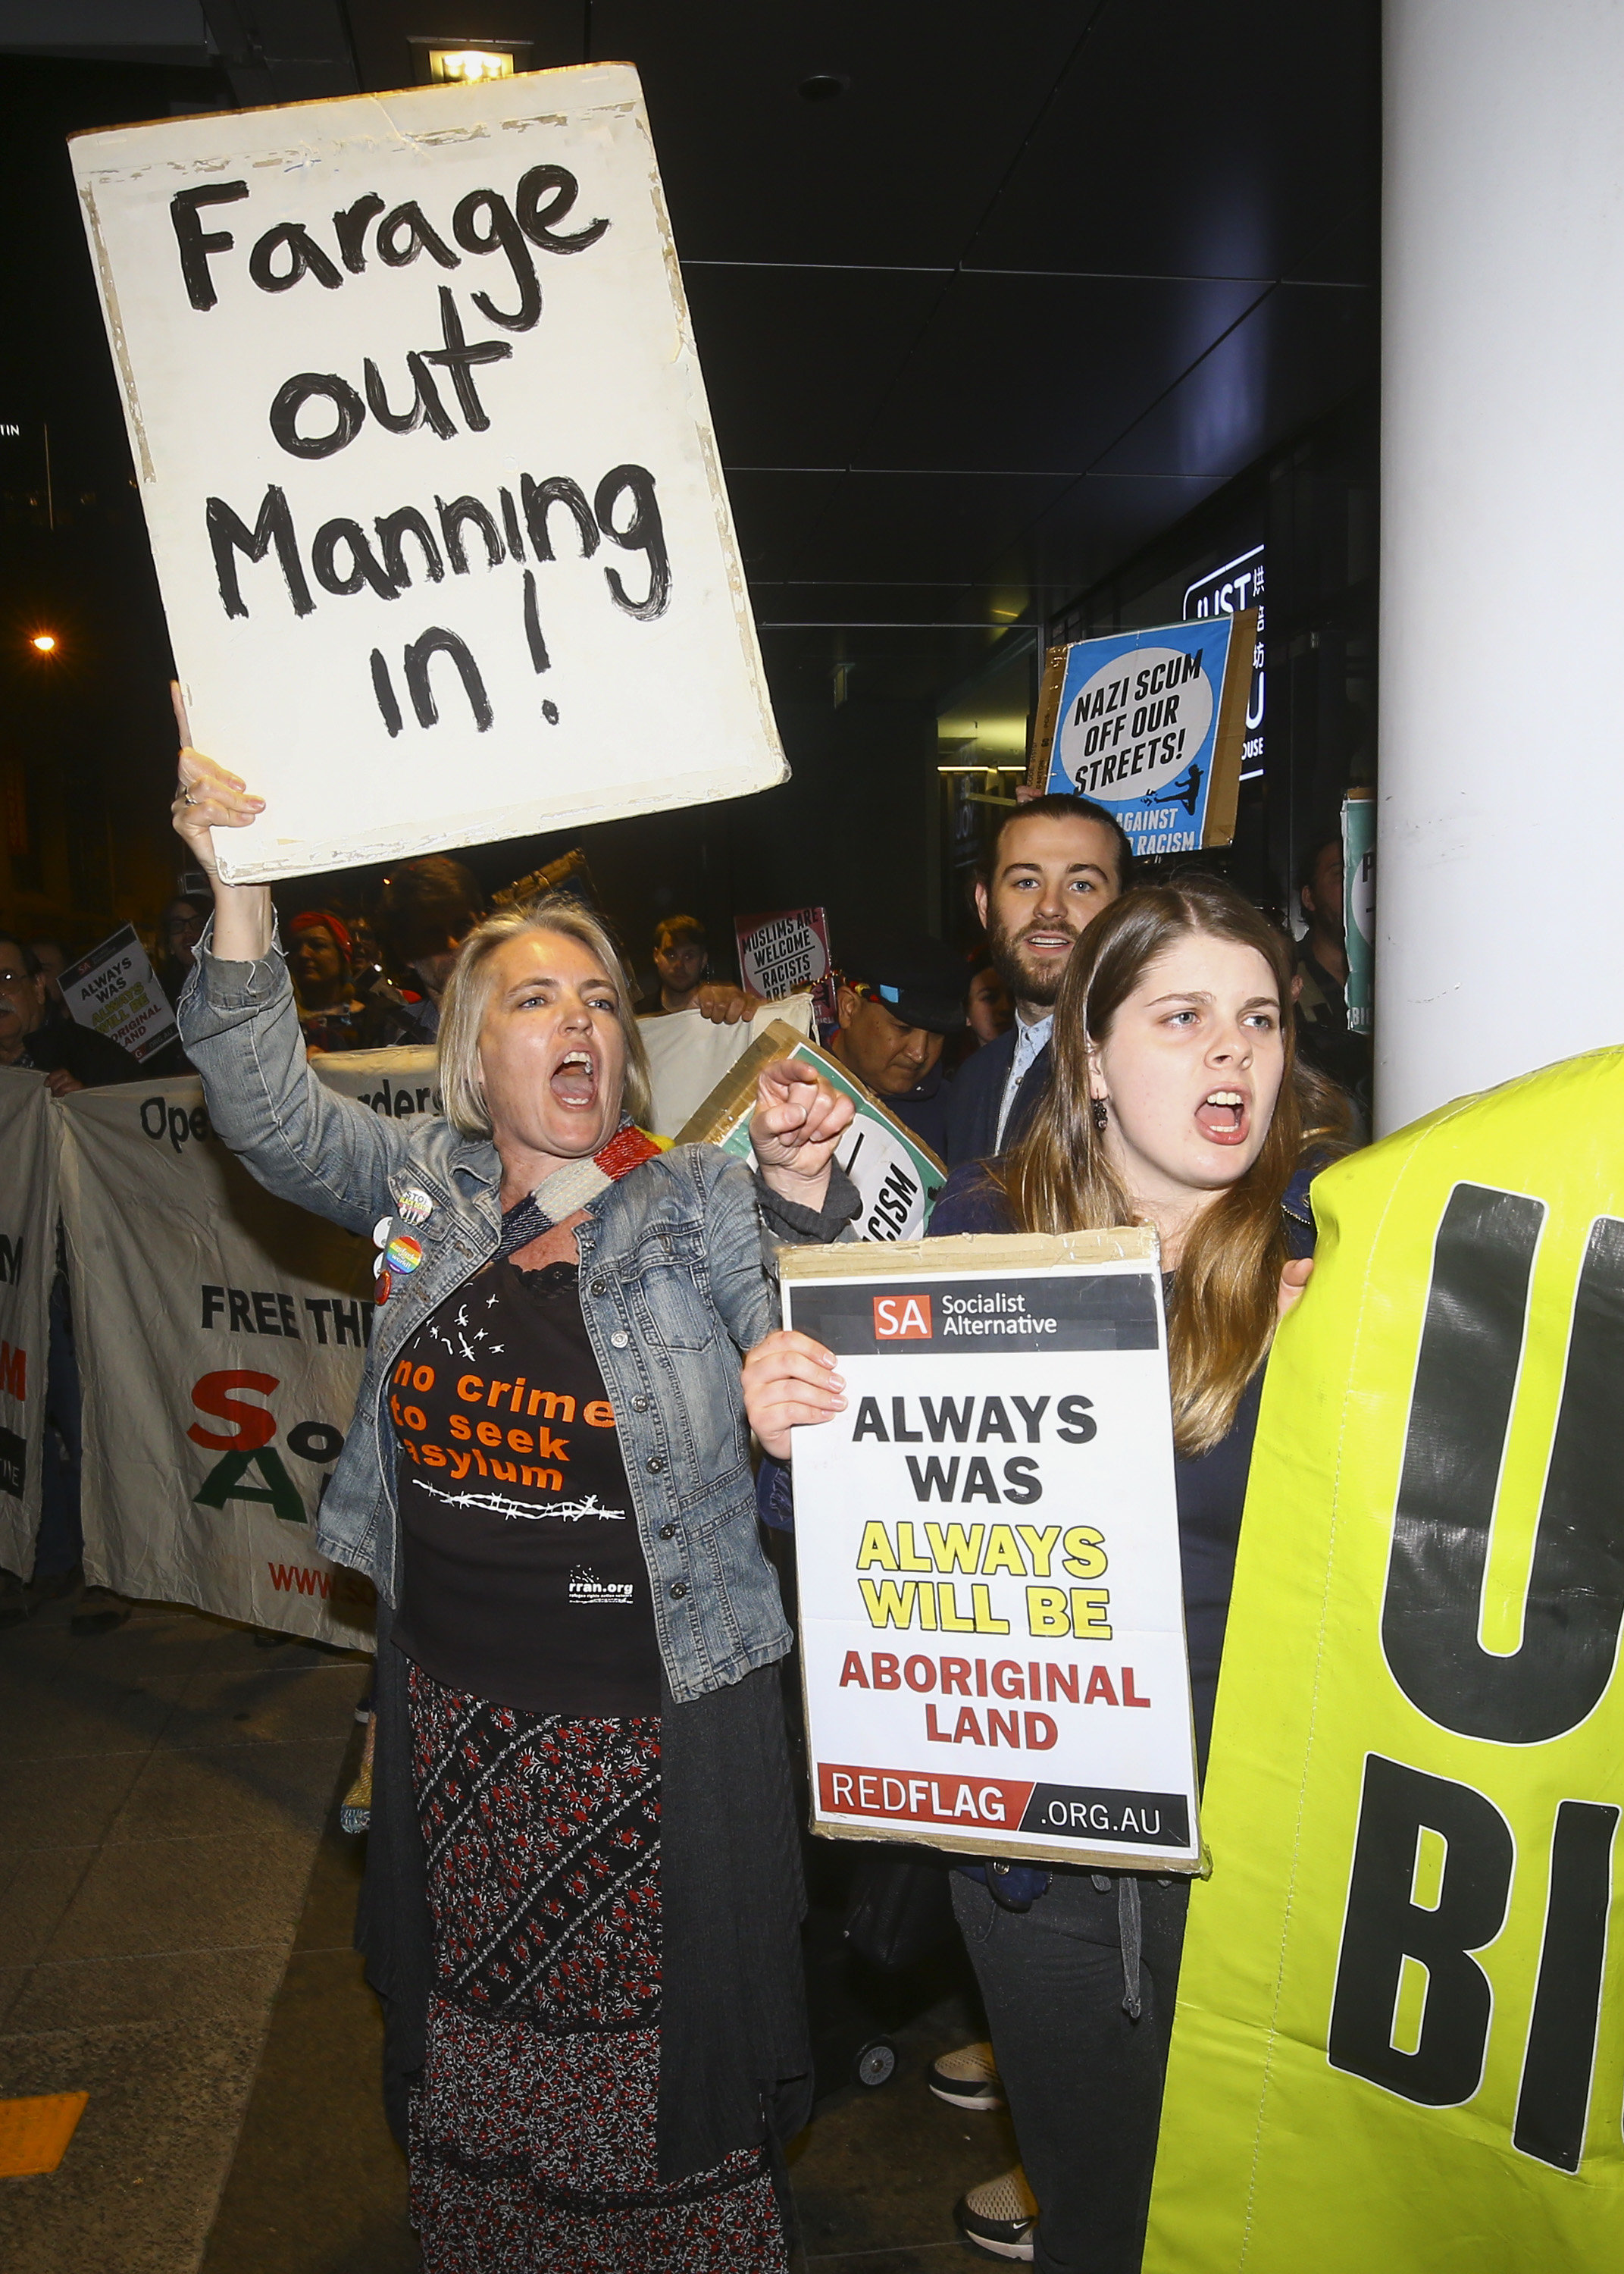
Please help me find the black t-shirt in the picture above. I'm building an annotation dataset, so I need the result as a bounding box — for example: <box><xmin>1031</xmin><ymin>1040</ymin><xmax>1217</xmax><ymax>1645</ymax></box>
<box><xmin>389</xmin><ymin>1258</ymin><xmax>662</xmax><ymax>1715</ymax></box>
<box><xmin>17</xmin><ymin>1016</ymin><xmax>143</xmax><ymax>1086</ymax></box>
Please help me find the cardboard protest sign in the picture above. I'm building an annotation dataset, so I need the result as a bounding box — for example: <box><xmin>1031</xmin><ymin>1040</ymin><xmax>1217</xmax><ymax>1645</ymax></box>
<box><xmin>637</xmin><ymin>994</ymin><xmax>813</xmax><ymax>1140</ymax></box>
<box><xmin>1027</xmin><ymin>614</ymin><xmax>1256</xmax><ymax>857</ymax></box>
<box><xmin>736</xmin><ymin>907</ymin><xmax>836</xmax><ymax>1026</ymax></box>
<box><xmin>70</xmin><ymin>66</ymin><xmax>784</xmax><ymax>883</ymax></box>
<box><xmin>677</xmin><ymin>1023</ymin><xmax>947</xmax><ymax>1240</ymax></box>
<box><xmin>781</xmin><ymin>1230</ymin><xmax>1200</xmax><ymax>1868</ymax></box>
<box><xmin>56</xmin><ymin>1054</ymin><xmax>434</xmax><ymax>1645</ymax></box>
<box><xmin>1146</xmin><ymin>1050</ymin><xmax>1624</xmax><ymax>2269</ymax></box>
<box><xmin>0</xmin><ymin>1072</ymin><xmax>55</xmax><ymax>1579</ymax></box>
<box><xmin>58</xmin><ymin>922</ymin><xmax>177</xmax><ymax>1064</ymax></box>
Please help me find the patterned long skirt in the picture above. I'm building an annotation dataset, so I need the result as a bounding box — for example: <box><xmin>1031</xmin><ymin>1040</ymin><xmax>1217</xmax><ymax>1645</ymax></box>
<box><xmin>406</xmin><ymin>1665</ymin><xmax>787</xmax><ymax>2272</ymax></box>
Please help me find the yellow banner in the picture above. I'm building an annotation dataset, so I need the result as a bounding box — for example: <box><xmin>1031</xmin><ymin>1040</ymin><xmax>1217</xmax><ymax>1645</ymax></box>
<box><xmin>1147</xmin><ymin>1048</ymin><xmax>1624</xmax><ymax>2269</ymax></box>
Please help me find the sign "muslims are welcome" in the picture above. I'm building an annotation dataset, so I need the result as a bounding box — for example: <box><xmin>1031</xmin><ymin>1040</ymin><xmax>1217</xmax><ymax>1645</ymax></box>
<box><xmin>70</xmin><ymin>67</ymin><xmax>784</xmax><ymax>882</ymax></box>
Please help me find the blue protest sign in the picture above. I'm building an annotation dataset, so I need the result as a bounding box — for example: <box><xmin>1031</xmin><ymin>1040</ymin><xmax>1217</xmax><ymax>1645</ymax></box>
<box><xmin>1028</xmin><ymin>612</ymin><xmax>1255</xmax><ymax>857</ymax></box>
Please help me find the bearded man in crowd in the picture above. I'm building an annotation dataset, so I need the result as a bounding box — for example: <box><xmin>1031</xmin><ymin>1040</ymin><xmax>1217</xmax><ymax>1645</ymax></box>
<box><xmin>943</xmin><ymin>793</ymin><xmax>1132</xmax><ymax>1168</ymax></box>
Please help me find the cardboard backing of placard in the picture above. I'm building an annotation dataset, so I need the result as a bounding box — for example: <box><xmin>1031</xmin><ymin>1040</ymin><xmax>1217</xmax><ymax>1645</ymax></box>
<box><xmin>1201</xmin><ymin>606</ymin><xmax>1259</xmax><ymax>850</ymax></box>
<box><xmin>778</xmin><ymin>1224</ymin><xmax>1156</xmax><ymax>1287</ymax></box>
<box><xmin>675</xmin><ymin>1022</ymin><xmax>947</xmax><ymax>1178</ymax></box>
<box><xmin>1027</xmin><ymin>641</ymin><xmax>1072</xmax><ymax>794</ymax></box>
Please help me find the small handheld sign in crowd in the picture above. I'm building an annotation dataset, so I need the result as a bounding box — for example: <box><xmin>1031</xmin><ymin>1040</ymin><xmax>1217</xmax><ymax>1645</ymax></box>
<box><xmin>678</xmin><ymin>1022</ymin><xmax>946</xmax><ymax>1242</ymax></box>
<box><xmin>59</xmin><ymin>924</ymin><xmax>177</xmax><ymax>1064</ymax></box>
<box><xmin>1027</xmin><ymin>614</ymin><xmax>1257</xmax><ymax>859</ymax></box>
<box><xmin>735</xmin><ymin>907</ymin><xmax>837</xmax><ymax>1028</ymax></box>
<box><xmin>70</xmin><ymin>65</ymin><xmax>784</xmax><ymax>884</ymax></box>
<box><xmin>781</xmin><ymin>1229</ymin><xmax>1201</xmax><ymax>1872</ymax></box>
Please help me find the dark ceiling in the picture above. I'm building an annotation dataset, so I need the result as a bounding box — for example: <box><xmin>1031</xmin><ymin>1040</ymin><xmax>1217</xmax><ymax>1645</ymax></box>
<box><xmin>0</xmin><ymin>0</ymin><xmax>1377</xmax><ymax>933</ymax></box>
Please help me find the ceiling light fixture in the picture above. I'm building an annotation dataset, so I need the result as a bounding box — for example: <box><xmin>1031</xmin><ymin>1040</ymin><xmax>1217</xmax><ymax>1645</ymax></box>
<box><xmin>426</xmin><ymin>45</ymin><xmax>516</xmax><ymax>82</ymax></box>
<box><xmin>30</xmin><ymin>632</ymin><xmax>58</xmax><ymax>654</ymax></box>
<box><xmin>799</xmin><ymin>72</ymin><xmax>850</xmax><ymax>102</ymax></box>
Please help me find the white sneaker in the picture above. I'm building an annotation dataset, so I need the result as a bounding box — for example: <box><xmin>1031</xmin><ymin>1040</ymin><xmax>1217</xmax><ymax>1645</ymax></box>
<box><xmin>928</xmin><ymin>2039</ymin><xmax>1005</xmax><ymax>2110</ymax></box>
<box><xmin>956</xmin><ymin>2166</ymin><xmax>1037</xmax><ymax>2261</ymax></box>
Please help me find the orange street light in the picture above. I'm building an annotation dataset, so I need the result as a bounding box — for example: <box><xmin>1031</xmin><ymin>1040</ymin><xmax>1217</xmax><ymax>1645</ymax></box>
<box><xmin>30</xmin><ymin>632</ymin><xmax>58</xmax><ymax>654</ymax></box>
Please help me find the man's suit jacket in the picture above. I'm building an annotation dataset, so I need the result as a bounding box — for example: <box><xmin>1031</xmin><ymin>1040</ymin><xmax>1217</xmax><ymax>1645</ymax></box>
<box><xmin>943</xmin><ymin>1023</ymin><xmax>1053</xmax><ymax>1168</ymax></box>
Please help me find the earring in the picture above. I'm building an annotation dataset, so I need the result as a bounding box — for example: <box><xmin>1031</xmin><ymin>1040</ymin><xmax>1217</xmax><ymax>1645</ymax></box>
<box><xmin>1091</xmin><ymin>1098</ymin><xmax>1108</xmax><ymax>1134</ymax></box>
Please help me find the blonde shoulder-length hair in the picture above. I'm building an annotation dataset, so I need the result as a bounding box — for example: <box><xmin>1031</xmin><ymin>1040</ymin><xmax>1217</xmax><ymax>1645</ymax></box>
<box><xmin>998</xmin><ymin>875</ymin><xmax>1349</xmax><ymax>1458</ymax></box>
<box><xmin>436</xmin><ymin>897</ymin><xmax>653</xmax><ymax>1139</ymax></box>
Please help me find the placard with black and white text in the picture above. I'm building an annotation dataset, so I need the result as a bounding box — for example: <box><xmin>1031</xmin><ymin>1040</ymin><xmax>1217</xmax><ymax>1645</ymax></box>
<box><xmin>70</xmin><ymin>66</ymin><xmax>784</xmax><ymax>882</ymax></box>
<box><xmin>782</xmin><ymin>1230</ymin><xmax>1200</xmax><ymax>1871</ymax></box>
<box><xmin>59</xmin><ymin>923</ymin><xmax>177</xmax><ymax>1064</ymax></box>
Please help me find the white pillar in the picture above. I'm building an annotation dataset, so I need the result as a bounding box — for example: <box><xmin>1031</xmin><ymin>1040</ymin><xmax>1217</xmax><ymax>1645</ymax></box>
<box><xmin>1378</xmin><ymin>0</ymin><xmax>1624</xmax><ymax>1134</ymax></box>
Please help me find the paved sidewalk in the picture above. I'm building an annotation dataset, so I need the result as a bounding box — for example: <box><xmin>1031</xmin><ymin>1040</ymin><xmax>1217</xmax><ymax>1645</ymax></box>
<box><xmin>2</xmin><ymin>1594</ymin><xmax>1003</xmax><ymax>2272</ymax></box>
<box><xmin>0</xmin><ymin>1596</ymin><xmax>368</xmax><ymax>2273</ymax></box>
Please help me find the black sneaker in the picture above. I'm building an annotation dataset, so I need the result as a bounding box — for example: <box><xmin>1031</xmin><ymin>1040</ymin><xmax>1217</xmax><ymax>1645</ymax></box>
<box><xmin>928</xmin><ymin>2040</ymin><xmax>1005</xmax><ymax>2111</ymax></box>
<box><xmin>956</xmin><ymin>2168</ymin><xmax>1037</xmax><ymax>2262</ymax></box>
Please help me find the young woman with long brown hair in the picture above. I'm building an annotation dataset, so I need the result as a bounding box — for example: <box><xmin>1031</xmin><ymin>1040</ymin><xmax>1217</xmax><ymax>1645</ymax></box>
<box><xmin>749</xmin><ymin>873</ymin><xmax>1350</xmax><ymax>2273</ymax></box>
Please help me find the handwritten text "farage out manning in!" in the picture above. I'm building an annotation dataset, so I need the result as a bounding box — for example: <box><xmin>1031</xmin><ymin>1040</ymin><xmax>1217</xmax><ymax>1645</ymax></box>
<box><xmin>171</xmin><ymin>165</ymin><xmax>668</xmax><ymax>743</ymax></box>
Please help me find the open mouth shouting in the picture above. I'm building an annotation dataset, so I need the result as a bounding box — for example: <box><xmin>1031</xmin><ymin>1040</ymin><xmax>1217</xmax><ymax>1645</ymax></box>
<box><xmin>550</xmin><ymin>1045</ymin><xmax>599</xmax><ymax>1111</ymax></box>
<box><xmin>1194</xmin><ymin>1087</ymin><xmax>1250</xmax><ymax>1146</ymax></box>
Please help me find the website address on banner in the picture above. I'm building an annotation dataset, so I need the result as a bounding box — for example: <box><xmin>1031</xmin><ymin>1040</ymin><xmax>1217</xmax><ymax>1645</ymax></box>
<box><xmin>817</xmin><ymin>1762</ymin><xmax>1191</xmax><ymax>1846</ymax></box>
<box><xmin>267</xmin><ymin>1560</ymin><xmax>371</xmax><ymax>1605</ymax></box>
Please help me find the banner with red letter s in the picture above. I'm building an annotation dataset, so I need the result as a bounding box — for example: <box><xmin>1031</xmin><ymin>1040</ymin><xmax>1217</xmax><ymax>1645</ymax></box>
<box><xmin>58</xmin><ymin>1055</ymin><xmax>435</xmax><ymax>1645</ymax></box>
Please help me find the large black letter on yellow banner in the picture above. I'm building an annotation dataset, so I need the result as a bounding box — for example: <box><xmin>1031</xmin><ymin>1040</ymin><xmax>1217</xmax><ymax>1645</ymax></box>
<box><xmin>1328</xmin><ymin>1755</ymin><xmax>1512</xmax><ymax>2105</ymax></box>
<box><xmin>1513</xmin><ymin>1800</ymin><xmax>1619</xmax><ymax>2171</ymax></box>
<box><xmin>1381</xmin><ymin>1187</ymin><xmax>1624</xmax><ymax>1743</ymax></box>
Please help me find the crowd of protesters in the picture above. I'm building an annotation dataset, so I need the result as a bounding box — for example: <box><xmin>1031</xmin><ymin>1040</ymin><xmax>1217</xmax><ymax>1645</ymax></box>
<box><xmin>2</xmin><ymin>756</ymin><xmax>1369</xmax><ymax>2272</ymax></box>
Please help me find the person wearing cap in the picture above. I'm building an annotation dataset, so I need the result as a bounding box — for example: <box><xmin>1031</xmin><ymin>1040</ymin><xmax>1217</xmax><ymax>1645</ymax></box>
<box><xmin>823</xmin><ymin>932</ymin><xmax>967</xmax><ymax>1155</ymax></box>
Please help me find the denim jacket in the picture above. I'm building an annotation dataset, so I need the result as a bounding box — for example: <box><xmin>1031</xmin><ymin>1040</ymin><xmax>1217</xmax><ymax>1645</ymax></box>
<box><xmin>177</xmin><ymin>935</ymin><xmax>856</xmax><ymax>1706</ymax></box>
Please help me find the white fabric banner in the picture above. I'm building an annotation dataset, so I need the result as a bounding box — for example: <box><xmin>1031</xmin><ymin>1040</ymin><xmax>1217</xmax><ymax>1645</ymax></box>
<box><xmin>637</xmin><ymin>993</ymin><xmax>813</xmax><ymax>1139</ymax></box>
<box><xmin>0</xmin><ymin>1070</ymin><xmax>56</xmax><ymax>1579</ymax></box>
<box><xmin>58</xmin><ymin>1055</ymin><xmax>436</xmax><ymax>1645</ymax></box>
<box><xmin>40</xmin><ymin>1023</ymin><xmax>831</xmax><ymax>1640</ymax></box>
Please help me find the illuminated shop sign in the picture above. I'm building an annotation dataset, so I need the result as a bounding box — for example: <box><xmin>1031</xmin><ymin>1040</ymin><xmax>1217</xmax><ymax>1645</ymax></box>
<box><xmin>1185</xmin><ymin>545</ymin><xmax>1265</xmax><ymax>780</ymax></box>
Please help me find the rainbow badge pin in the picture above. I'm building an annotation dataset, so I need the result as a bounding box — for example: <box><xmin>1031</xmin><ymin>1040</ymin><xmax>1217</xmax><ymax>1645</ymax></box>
<box><xmin>385</xmin><ymin>1232</ymin><xmax>424</xmax><ymax>1274</ymax></box>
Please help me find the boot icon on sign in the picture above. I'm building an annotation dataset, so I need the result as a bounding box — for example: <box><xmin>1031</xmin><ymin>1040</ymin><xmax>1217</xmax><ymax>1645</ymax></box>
<box><xmin>1147</xmin><ymin>763</ymin><xmax>1203</xmax><ymax>819</ymax></box>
